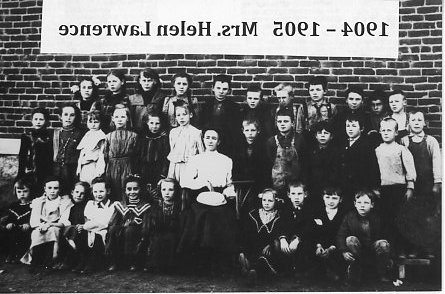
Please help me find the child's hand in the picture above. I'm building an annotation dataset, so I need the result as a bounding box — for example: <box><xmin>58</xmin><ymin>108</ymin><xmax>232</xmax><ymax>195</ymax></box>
<box><xmin>206</xmin><ymin>180</ymin><xmax>214</xmax><ymax>192</ymax></box>
<box><xmin>373</xmin><ymin>189</ymin><xmax>381</xmax><ymax>199</ymax></box>
<box><xmin>315</xmin><ymin>245</ymin><xmax>324</xmax><ymax>257</ymax></box>
<box><xmin>405</xmin><ymin>188</ymin><xmax>414</xmax><ymax>200</ymax></box>
<box><xmin>280</xmin><ymin>238</ymin><xmax>291</xmax><ymax>254</ymax></box>
<box><xmin>432</xmin><ymin>183</ymin><xmax>441</xmax><ymax>197</ymax></box>
<box><xmin>39</xmin><ymin>223</ymin><xmax>49</xmax><ymax>232</ymax></box>
<box><xmin>342</xmin><ymin>251</ymin><xmax>355</xmax><ymax>262</ymax></box>
<box><xmin>5</xmin><ymin>223</ymin><xmax>15</xmax><ymax>230</ymax></box>
<box><xmin>20</xmin><ymin>224</ymin><xmax>31</xmax><ymax>231</ymax></box>
<box><xmin>262</xmin><ymin>244</ymin><xmax>271</xmax><ymax>256</ymax></box>
<box><xmin>92</xmin><ymin>75</ymin><xmax>101</xmax><ymax>86</ymax></box>
<box><xmin>289</xmin><ymin>237</ymin><xmax>300</xmax><ymax>252</ymax></box>
<box><xmin>76</xmin><ymin>224</ymin><xmax>84</xmax><ymax>232</ymax></box>
<box><xmin>70</xmin><ymin>85</ymin><xmax>80</xmax><ymax>93</ymax></box>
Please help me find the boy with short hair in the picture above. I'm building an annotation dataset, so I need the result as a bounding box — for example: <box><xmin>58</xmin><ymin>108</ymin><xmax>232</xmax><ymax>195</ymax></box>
<box><xmin>296</xmin><ymin>76</ymin><xmax>337</xmax><ymax>137</ymax></box>
<box><xmin>368</xmin><ymin>89</ymin><xmax>389</xmax><ymax>147</ymax></box>
<box><xmin>376</xmin><ymin>117</ymin><xmax>416</xmax><ymax>257</ymax></box>
<box><xmin>336</xmin><ymin>190</ymin><xmax>392</xmax><ymax>285</ymax></box>
<box><xmin>333</xmin><ymin>86</ymin><xmax>372</xmax><ymax>145</ymax></box>
<box><xmin>388</xmin><ymin>90</ymin><xmax>409</xmax><ymax>141</ymax></box>
<box><xmin>306</xmin><ymin>121</ymin><xmax>340</xmax><ymax>209</ymax></box>
<box><xmin>200</xmin><ymin>74</ymin><xmax>241</xmax><ymax>157</ymax></box>
<box><xmin>271</xmin><ymin>83</ymin><xmax>298</xmax><ymax>132</ymax></box>
<box><xmin>338</xmin><ymin>114</ymin><xmax>380</xmax><ymax>210</ymax></box>
<box><xmin>401</xmin><ymin>110</ymin><xmax>441</xmax><ymax>207</ymax></box>
<box><xmin>239</xmin><ymin>84</ymin><xmax>273</xmax><ymax>142</ymax></box>
<box><xmin>233</xmin><ymin>118</ymin><xmax>271</xmax><ymax>215</ymax></box>
<box><xmin>266</xmin><ymin>109</ymin><xmax>307</xmax><ymax>198</ymax></box>
<box><xmin>281</xmin><ymin>182</ymin><xmax>313</xmax><ymax>277</ymax></box>
<box><xmin>309</xmin><ymin>187</ymin><xmax>345</xmax><ymax>282</ymax></box>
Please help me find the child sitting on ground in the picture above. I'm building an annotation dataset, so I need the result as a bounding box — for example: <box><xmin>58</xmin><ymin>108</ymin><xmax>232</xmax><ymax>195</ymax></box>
<box><xmin>239</xmin><ymin>188</ymin><xmax>287</xmax><ymax>284</ymax></box>
<box><xmin>337</xmin><ymin>190</ymin><xmax>392</xmax><ymax>285</ymax></box>
<box><xmin>77</xmin><ymin>177</ymin><xmax>116</xmax><ymax>274</ymax></box>
<box><xmin>1</xmin><ymin>179</ymin><xmax>33</xmax><ymax>264</ymax></box>
<box><xmin>308</xmin><ymin>187</ymin><xmax>345</xmax><ymax>282</ymax></box>
<box><xmin>63</xmin><ymin>181</ymin><xmax>90</xmax><ymax>272</ymax></box>
<box><xmin>106</xmin><ymin>175</ymin><xmax>153</xmax><ymax>272</ymax></box>
<box><xmin>23</xmin><ymin>176</ymin><xmax>73</xmax><ymax>269</ymax></box>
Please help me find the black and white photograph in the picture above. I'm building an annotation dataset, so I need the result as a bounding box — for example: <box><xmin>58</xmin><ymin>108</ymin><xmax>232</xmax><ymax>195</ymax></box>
<box><xmin>0</xmin><ymin>0</ymin><xmax>442</xmax><ymax>292</ymax></box>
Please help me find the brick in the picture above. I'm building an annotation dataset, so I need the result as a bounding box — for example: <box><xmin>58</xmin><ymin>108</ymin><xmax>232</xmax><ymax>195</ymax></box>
<box><xmin>408</xmin><ymin>30</ymin><xmax>430</xmax><ymax>37</ymax></box>
<box><xmin>197</xmin><ymin>60</ymin><xmax>217</xmax><ymax>67</ymax></box>
<box><xmin>342</xmin><ymin>61</ymin><xmax>364</xmax><ymax>67</ymax></box>
<box><xmin>353</xmin><ymin>68</ymin><xmax>375</xmax><ymax>75</ymax></box>
<box><xmin>253</xmin><ymin>75</ymin><xmax>273</xmax><ymax>81</ymax></box>
<box><xmin>258</xmin><ymin>60</ymin><xmax>278</xmax><ymax>67</ymax></box>
<box><xmin>267</xmin><ymin>68</ymin><xmax>288</xmax><ymax>74</ymax></box>
<box><xmin>412</xmin><ymin>61</ymin><xmax>434</xmax><ymax>67</ymax></box>
<box><xmin>425</xmin><ymin>14</ymin><xmax>442</xmax><ymax>21</ymax></box>
<box><xmin>422</xmin><ymin>37</ymin><xmax>442</xmax><ymax>44</ymax></box>
<box><xmin>401</xmin><ymin>0</ymin><xmax>424</xmax><ymax>6</ymax></box>
<box><xmin>413</xmin><ymin>22</ymin><xmax>437</xmax><ymax>29</ymax></box>
<box><xmin>417</xmin><ymin>6</ymin><xmax>440</xmax><ymax>14</ymax></box>
<box><xmin>217</xmin><ymin>60</ymin><xmax>237</xmax><ymax>67</ymax></box>
<box><xmin>237</xmin><ymin>60</ymin><xmax>257</xmax><ymax>67</ymax></box>
<box><xmin>273</xmin><ymin>75</ymin><xmax>294</xmax><ymax>82</ymax></box>
<box><xmin>246</xmin><ymin>68</ymin><xmax>266</xmax><ymax>74</ymax></box>
<box><xmin>331</xmin><ymin>69</ymin><xmax>353</xmax><ymax>75</ymax></box>
<box><xmin>178</xmin><ymin>60</ymin><xmax>197</xmax><ymax>66</ymax></box>
<box><xmin>401</xmin><ymin>15</ymin><xmax>424</xmax><ymax>21</ymax></box>
<box><xmin>233</xmin><ymin>75</ymin><xmax>252</xmax><ymax>81</ymax></box>
<box><xmin>418</xmin><ymin>98</ymin><xmax>441</xmax><ymax>105</ymax></box>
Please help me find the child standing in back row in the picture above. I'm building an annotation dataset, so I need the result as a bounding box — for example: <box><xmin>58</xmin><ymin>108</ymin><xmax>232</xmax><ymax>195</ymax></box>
<box><xmin>296</xmin><ymin>76</ymin><xmax>337</xmax><ymax>146</ymax></box>
<box><xmin>388</xmin><ymin>90</ymin><xmax>409</xmax><ymax>141</ymax></box>
<box><xmin>162</xmin><ymin>72</ymin><xmax>201</xmax><ymax>129</ymax></box>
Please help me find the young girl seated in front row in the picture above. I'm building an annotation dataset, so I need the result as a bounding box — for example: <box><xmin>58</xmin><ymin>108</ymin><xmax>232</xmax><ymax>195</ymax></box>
<box><xmin>1</xmin><ymin>179</ymin><xmax>33</xmax><ymax>264</ymax></box>
<box><xmin>22</xmin><ymin>176</ymin><xmax>73</xmax><ymax>268</ymax></box>
<box><xmin>76</xmin><ymin>177</ymin><xmax>116</xmax><ymax>274</ymax></box>
<box><xmin>239</xmin><ymin>189</ymin><xmax>287</xmax><ymax>284</ymax></box>
<box><xmin>106</xmin><ymin>175</ymin><xmax>153</xmax><ymax>272</ymax></box>
<box><xmin>147</xmin><ymin>178</ymin><xmax>182</xmax><ymax>273</ymax></box>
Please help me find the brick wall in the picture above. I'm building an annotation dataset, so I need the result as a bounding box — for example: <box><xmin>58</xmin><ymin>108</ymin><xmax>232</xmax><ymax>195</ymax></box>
<box><xmin>0</xmin><ymin>0</ymin><xmax>442</xmax><ymax>141</ymax></box>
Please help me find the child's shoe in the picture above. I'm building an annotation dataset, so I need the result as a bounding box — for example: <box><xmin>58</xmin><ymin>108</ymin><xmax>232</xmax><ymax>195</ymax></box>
<box><xmin>407</xmin><ymin>250</ymin><xmax>418</xmax><ymax>259</ymax></box>
<box><xmin>238</xmin><ymin>253</ymin><xmax>250</xmax><ymax>275</ymax></box>
<box><xmin>247</xmin><ymin>269</ymin><xmax>257</xmax><ymax>287</ymax></box>
<box><xmin>107</xmin><ymin>264</ymin><xmax>117</xmax><ymax>272</ymax></box>
<box><xmin>346</xmin><ymin>263</ymin><xmax>361</xmax><ymax>285</ymax></box>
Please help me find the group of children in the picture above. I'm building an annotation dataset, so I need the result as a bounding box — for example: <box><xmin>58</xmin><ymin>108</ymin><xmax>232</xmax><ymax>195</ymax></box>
<box><xmin>1</xmin><ymin>70</ymin><xmax>441</xmax><ymax>286</ymax></box>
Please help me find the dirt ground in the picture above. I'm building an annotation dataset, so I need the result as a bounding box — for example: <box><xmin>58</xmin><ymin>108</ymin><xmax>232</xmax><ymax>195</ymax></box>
<box><xmin>0</xmin><ymin>261</ymin><xmax>441</xmax><ymax>293</ymax></box>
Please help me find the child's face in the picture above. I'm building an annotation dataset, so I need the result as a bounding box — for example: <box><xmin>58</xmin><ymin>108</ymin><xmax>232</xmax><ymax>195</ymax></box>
<box><xmin>276</xmin><ymin>90</ymin><xmax>291</xmax><ymax>107</ymax></box>
<box><xmin>213</xmin><ymin>81</ymin><xmax>230</xmax><ymax>101</ymax></box>
<box><xmin>87</xmin><ymin>117</ymin><xmax>100</xmax><ymax>131</ymax></box>
<box><xmin>276</xmin><ymin>115</ymin><xmax>292</xmax><ymax>134</ymax></box>
<box><xmin>112</xmin><ymin>108</ymin><xmax>128</xmax><ymax>129</ymax></box>
<box><xmin>315</xmin><ymin>129</ymin><xmax>332</xmax><ymax>146</ymax></box>
<box><xmin>309</xmin><ymin>84</ymin><xmax>326</xmax><ymax>103</ymax></box>
<box><xmin>355</xmin><ymin>195</ymin><xmax>373</xmax><ymax>216</ymax></box>
<box><xmin>408</xmin><ymin>112</ymin><xmax>426</xmax><ymax>134</ymax></box>
<box><xmin>107</xmin><ymin>74</ymin><xmax>124</xmax><ymax>94</ymax></box>
<box><xmin>16</xmin><ymin>186</ymin><xmax>31</xmax><ymax>203</ymax></box>
<box><xmin>61</xmin><ymin>106</ymin><xmax>76</xmax><ymax>128</ymax></box>
<box><xmin>346</xmin><ymin>92</ymin><xmax>363</xmax><ymax>110</ymax></box>
<box><xmin>72</xmin><ymin>185</ymin><xmax>86</xmax><ymax>203</ymax></box>
<box><xmin>246</xmin><ymin>91</ymin><xmax>261</xmax><ymax>109</ymax></box>
<box><xmin>261</xmin><ymin>192</ymin><xmax>276</xmax><ymax>211</ymax></box>
<box><xmin>175</xmin><ymin>107</ymin><xmax>191</xmax><ymax>127</ymax></box>
<box><xmin>92</xmin><ymin>182</ymin><xmax>108</xmax><ymax>203</ymax></box>
<box><xmin>242</xmin><ymin>122</ymin><xmax>259</xmax><ymax>144</ymax></box>
<box><xmin>380</xmin><ymin>120</ymin><xmax>398</xmax><ymax>143</ymax></box>
<box><xmin>45</xmin><ymin>181</ymin><xmax>60</xmax><ymax>200</ymax></box>
<box><xmin>31</xmin><ymin>113</ymin><xmax>46</xmax><ymax>129</ymax></box>
<box><xmin>174</xmin><ymin>77</ymin><xmax>189</xmax><ymax>97</ymax></box>
<box><xmin>125</xmin><ymin>181</ymin><xmax>140</xmax><ymax>201</ymax></box>
<box><xmin>80</xmin><ymin>80</ymin><xmax>93</xmax><ymax>100</ymax></box>
<box><xmin>161</xmin><ymin>181</ymin><xmax>175</xmax><ymax>203</ymax></box>
<box><xmin>389</xmin><ymin>94</ymin><xmax>406</xmax><ymax>114</ymax></box>
<box><xmin>345</xmin><ymin>120</ymin><xmax>361</xmax><ymax>139</ymax></box>
<box><xmin>371</xmin><ymin>99</ymin><xmax>384</xmax><ymax>115</ymax></box>
<box><xmin>147</xmin><ymin>116</ymin><xmax>161</xmax><ymax>133</ymax></box>
<box><xmin>323</xmin><ymin>193</ymin><xmax>341</xmax><ymax>210</ymax></box>
<box><xmin>288</xmin><ymin>186</ymin><xmax>306</xmax><ymax>208</ymax></box>
<box><xmin>139</xmin><ymin>74</ymin><xmax>155</xmax><ymax>92</ymax></box>
<box><xmin>203</xmin><ymin>130</ymin><xmax>219</xmax><ymax>151</ymax></box>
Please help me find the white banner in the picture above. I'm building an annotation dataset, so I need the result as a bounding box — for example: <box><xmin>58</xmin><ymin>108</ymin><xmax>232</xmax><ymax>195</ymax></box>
<box><xmin>41</xmin><ymin>0</ymin><xmax>399</xmax><ymax>58</ymax></box>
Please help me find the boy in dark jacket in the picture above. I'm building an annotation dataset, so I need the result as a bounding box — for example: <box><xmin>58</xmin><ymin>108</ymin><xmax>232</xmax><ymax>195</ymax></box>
<box><xmin>337</xmin><ymin>190</ymin><xmax>392</xmax><ymax>285</ymax></box>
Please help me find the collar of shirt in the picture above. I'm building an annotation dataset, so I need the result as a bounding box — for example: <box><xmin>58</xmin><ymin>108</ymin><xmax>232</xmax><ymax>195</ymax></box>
<box><xmin>409</xmin><ymin>131</ymin><xmax>425</xmax><ymax>141</ymax></box>
<box><xmin>348</xmin><ymin>136</ymin><xmax>360</xmax><ymax>146</ymax></box>
<box><xmin>96</xmin><ymin>199</ymin><xmax>110</xmax><ymax>208</ymax></box>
